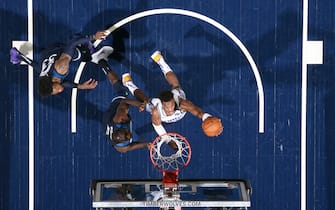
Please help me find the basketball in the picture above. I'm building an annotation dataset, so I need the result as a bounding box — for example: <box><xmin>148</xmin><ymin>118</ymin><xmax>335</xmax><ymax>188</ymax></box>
<box><xmin>202</xmin><ymin>117</ymin><xmax>224</xmax><ymax>137</ymax></box>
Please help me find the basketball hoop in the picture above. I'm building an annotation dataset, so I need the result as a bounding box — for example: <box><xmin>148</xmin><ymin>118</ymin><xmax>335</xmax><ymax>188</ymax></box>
<box><xmin>150</xmin><ymin>132</ymin><xmax>192</xmax><ymax>204</ymax></box>
<box><xmin>150</xmin><ymin>132</ymin><xmax>192</xmax><ymax>173</ymax></box>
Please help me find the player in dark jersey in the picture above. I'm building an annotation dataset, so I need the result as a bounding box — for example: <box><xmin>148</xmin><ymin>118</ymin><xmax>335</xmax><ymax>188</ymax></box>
<box><xmin>10</xmin><ymin>30</ymin><xmax>111</xmax><ymax>96</ymax></box>
<box><xmin>99</xmin><ymin>58</ymin><xmax>151</xmax><ymax>153</ymax></box>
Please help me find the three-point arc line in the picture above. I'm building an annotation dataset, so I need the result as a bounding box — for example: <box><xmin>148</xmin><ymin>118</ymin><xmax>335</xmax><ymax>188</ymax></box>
<box><xmin>71</xmin><ymin>8</ymin><xmax>265</xmax><ymax>134</ymax></box>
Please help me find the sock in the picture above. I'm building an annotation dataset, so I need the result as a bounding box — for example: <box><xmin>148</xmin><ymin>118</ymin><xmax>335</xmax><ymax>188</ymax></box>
<box><xmin>97</xmin><ymin>60</ymin><xmax>112</xmax><ymax>75</ymax></box>
<box><xmin>123</xmin><ymin>80</ymin><xmax>138</xmax><ymax>95</ymax></box>
<box><xmin>20</xmin><ymin>54</ymin><xmax>33</xmax><ymax>65</ymax></box>
<box><xmin>157</xmin><ymin>57</ymin><xmax>173</xmax><ymax>76</ymax></box>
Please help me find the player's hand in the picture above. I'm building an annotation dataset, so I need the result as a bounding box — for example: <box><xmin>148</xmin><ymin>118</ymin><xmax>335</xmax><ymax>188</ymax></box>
<box><xmin>138</xmin><ymin>102</ymin><xmax>146</xmax><ymax>112</ymax></box>
<box><xmin>78</xmin><ymin>78</ymin><xmax>98</xmax><ymax>89</ymax></box>
<box><xmin>167</xmin><ymin>141</ymin><xmax>178</xmax><ymax>151</ymax></box>
<box><xmin>94</xmin><ymin>30</ymin><xmax>108</xmax><ymax>40</ymax></box>
<box><xmin>147</xmin><ymin>142</ymin><xmax>152</xmax><ymax>150</ymax></box>
<box><xmin>160</xmin><ymin>135</ymin><xmax>178</xmax><ymax>151</ymax></box>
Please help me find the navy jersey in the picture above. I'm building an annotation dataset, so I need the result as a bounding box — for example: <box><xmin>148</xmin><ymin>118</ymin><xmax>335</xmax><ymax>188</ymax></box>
<box><xmin>103</xmin><ymin>96</ymin><xmax>137</xmax><ymax>147</ymax></box>
<box><xmin>39</xmin><ymin>45</ymin><xmax>68</xmax><ymax>79</ymax></box>
<box><xmin>38</xmin><ymin>40</ymin><xmax>91</xmax><ymax>82</ymax></box>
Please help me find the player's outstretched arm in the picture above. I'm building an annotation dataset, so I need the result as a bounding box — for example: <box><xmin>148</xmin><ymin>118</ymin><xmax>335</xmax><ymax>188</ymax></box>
<box><xmin>151</xmin><ymin>106</ymin><xmax>168</xmax><ymax>136</ymax></box>
<box><xmin>114</xmin><ymin>142</ymin><xmax>151</xmax><ymax>153</ymax></box>
<box><xmin>123</xmin><ymin>98</ymin><xmax>146</xmax><ymax>112</ymax></box>
<box><xmin>133</xmin><ymin>89</ymin><xmax>150</xmax><ymax>104</ymax></box>
<box><xmin>180</xmin><ymin>99</ymin><xmax>213</xmax><ymax>121</ymax></box>
<box><xmin>179</xmin><ymin>98</ymin><xmax>204</xmax><ymax>118</ymax></box>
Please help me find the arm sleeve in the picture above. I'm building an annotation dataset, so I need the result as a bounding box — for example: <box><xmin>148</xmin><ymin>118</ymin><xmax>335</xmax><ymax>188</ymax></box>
<box><xmin>152</xmin><ymin>124</ymin><xmax>167</xmax><ymax>136</ymax></box>
<box><xmin>61</xmin><ymin>80</ymin><xmax>78</xmax><ymax>88</ymax></box>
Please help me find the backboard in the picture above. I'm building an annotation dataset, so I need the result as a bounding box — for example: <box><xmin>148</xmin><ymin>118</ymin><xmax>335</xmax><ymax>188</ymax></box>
<box><xmin>90</xmin><ymin>133</ymin><xmax>252</xmax><ymax>209</ymax></box>
<box><xmin>90</xmin><ymin>179</ymin><xmax>252</xmax><ymax>209</ymax></box>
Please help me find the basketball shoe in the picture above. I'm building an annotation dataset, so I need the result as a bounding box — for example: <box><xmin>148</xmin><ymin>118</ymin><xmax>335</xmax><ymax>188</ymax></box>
<box><xmin>151</xmin><ymin>51</ymin><xmax>162</xmax><ymax>63</ymax></box>
<box><xmin>122</xmin><ymin>73</ymin><xmax>132</xmax><ymax>86</ymax></box>
<box><xmin>10</xmin><ymin>48</ymin><xmax>22</xmax><ymax>65</ymax></box>
<box><xmin>91</xmin><ymin>46</ymin><xmax>114</xmax><ymax>64</ymax></box>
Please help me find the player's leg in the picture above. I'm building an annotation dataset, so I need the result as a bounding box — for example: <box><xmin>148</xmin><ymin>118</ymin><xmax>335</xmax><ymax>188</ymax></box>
<box><xmin>151</xmin><ymin>51</ymin><xmax>180</xmax><ymax>89</ymax></box>
<box><xmin>91</xmin><ymin>46</ymin><xmax>114</xmax><ymax>65</ymax></box>
<box><xmin>122</xmin><ymin>73</ymin><xmax>149</xmax><ymax>103</ymax></box>
<box><xmin>10</xmin><ymin>47</ymin><xmax>42</xmax><ymax>76</ymax></box>
<box><xmin>133</xmin><ymin>88</ymin><xmax>149</xmax><ymax>103</ymax></box>
<box><xmin>64</xmin><ymin>36</ymin><xmax>91</xmax><ymax>59</ymax></box>
<box><xmin>90</xmin><ymin>46</ymin><xmax>117</xmax><ymax>82</ymax></box>
<box><xmin>97</xmin><ymin>59</ymin><xmax>119</xmax><ymax>85</ymax></box>
<box><xmin>97</xmin><ymin>59</ymin><xmax>129</xmax><ymax>96</ymax></box>
<box><xmin>74</xmin><ymin>45</ymin><xmax>92</xmax><ymax>62</ymax></box>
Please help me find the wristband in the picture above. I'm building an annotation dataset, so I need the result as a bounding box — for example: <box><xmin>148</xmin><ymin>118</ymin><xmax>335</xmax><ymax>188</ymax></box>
<box><xmin>152</xmin><ymin>124</ymin><xmax>167</xmax><ymax>136</ymax></box>
<box><xmin>62</xmin><ymin>81</ymin><xmax>79</xmax><ymax>88</ymax></box>
<box><xmin>202</xmin><ymin>113</ymin><xmax>212</xmax><ymax>121</ymax></box>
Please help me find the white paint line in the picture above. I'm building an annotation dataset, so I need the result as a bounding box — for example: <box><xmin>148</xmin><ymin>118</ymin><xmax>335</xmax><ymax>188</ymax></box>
<box><xmin>73</xmin><ymin>8</ymin><xmax>264</xmax><ymax>133</ymax></box>
<box><xmin>71</xmin><ymin>62</ymin><xmax>86</xmax><ymax>133</ymax></box>
<box><xmin>27</xmin><ymin>0</ymin><xmax>34</xmax><ymax>209</ymax></box>
<box><xmin>71</xmin><ymin>88</ymin><xmax>78</xmax><ymax>133</ymax></box>
<box><xmin>301</xmin><ymin>1</ymin><xmax>308</xmax><ymax>209</ymax></box>
<box><xmin>301</xmin><ymin>1</ymin><xmax>323</xmax><ymax>210</ymax></box>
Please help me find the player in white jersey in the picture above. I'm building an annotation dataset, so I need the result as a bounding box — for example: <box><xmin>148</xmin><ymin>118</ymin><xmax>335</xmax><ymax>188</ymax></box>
<box><xmin>122</xmin><ymin>51</ymin><xmax>217</xmax><ymax>136</ymax></box>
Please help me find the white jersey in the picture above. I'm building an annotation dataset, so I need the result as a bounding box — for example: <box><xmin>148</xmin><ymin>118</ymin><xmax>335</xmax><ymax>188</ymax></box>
<box><xmin>146</xmin><ymin>88</ymin><xmax>187</xmax><ymax>123</ymax></box>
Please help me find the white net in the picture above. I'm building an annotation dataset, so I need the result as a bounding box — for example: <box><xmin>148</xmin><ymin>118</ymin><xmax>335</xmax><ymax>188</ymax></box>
<box><xmin>150</xmin><ymin>133</ymin><xmax>192</xmax><ymax>172</ymax></box>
